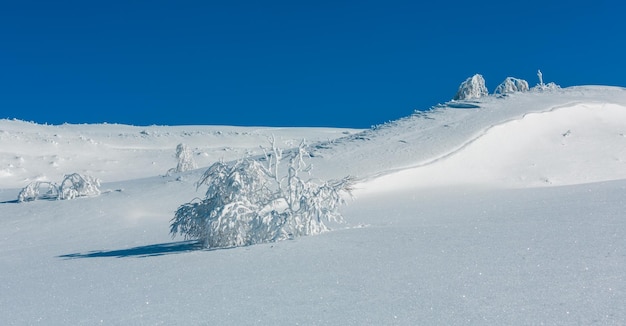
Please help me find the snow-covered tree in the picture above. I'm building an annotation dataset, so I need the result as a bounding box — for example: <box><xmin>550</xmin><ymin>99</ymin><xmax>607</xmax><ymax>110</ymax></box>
<box><xmin>167</xmin><ymin>143</ymin><xmax>197</xmax><ymax>175</ymax></box>
<box><xmin>17</xmin><ymin>173</ymin><xmax>101</xmax><ymax>202</ymax></box>
<box><xmin>494</xmin><ymin>77</ymin><xmax>529</xmax><ymax>95</ymax></box>
<box><xmin>59</xmin><ymin>173</ymin><xmax>101</xmax><ymax>200</ymax></box>
<box><xmin>17</xmin><ymin>181</ymin><xmax>59</xmax><ymax>202</ymax></box>
<box><xmin>170</xmin><ymin>138</ymin><xmax>353</xmax><ymax>249</ymax></box>
<box><xmin>453</xmin><ymin>74</ymin><xmax>488</xmax><ymax>100</ymax></box>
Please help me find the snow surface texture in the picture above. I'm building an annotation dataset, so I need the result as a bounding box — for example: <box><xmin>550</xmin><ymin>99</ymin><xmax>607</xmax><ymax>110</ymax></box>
<box><xmin>1</xmin><ymin>85</ymin><xmax>626</xmax><ymax>325</ymax></box>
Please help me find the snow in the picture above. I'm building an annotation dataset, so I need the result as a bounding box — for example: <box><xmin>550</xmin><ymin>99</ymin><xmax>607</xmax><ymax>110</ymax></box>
<box><xmin>1</xmin><ymin>85</ymin><xmax>626</xmax><ymax>325</ymax></box>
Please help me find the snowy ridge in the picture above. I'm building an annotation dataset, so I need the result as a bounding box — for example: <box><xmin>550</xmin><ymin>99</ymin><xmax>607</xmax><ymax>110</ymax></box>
<box><xmin>311</xmin><ymin>86</ymin><xmax>626</xmax><ymax>186</ymax></box>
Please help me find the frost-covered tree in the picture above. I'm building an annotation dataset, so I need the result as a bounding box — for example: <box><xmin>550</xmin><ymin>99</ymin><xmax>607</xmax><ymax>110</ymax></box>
<box><xmin>494</xmin><ymin>77</ymin><xmax>529</xmax><ymax>95</ymax></box>
<box><xmin>17</xmin><ymin>181</ymin><xmax>59</xmax><ymax>202</ymax></box>
<box><xmin>453</xmin><ymin>74</ymin><xmax>488</xmax><ymax>100</ymax></box>
<box><xmin>59</xmin><ymin>173</ymin><xmax>101</xmax><ymax>200</ymax></box>
<box><xmin>170</xmin><ymin>138</ymin><xmax>353</xmax><ymax>249</ymax></box>
<box><xmin>17</xmin><ymin>173</ymin><xmax>101</xmax><ymax>202</ymax></box>
<box><xmin>167</xmin><ymin>143</ymin><xmax>197</xmax><ymax>175</ymax></box>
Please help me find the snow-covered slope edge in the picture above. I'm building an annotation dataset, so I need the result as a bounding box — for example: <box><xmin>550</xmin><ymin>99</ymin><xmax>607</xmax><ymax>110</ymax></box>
<box><xmin>362</xmin><ymin>101</ymin><xmax>626</xmax><ymax>193</ymax></box>
<box><xmin>310</xmin><ymin>86</ymin><xmax>626</xmax><ymax>191</ymax></box>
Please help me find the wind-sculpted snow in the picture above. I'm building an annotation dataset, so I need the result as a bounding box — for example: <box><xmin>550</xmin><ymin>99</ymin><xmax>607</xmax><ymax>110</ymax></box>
<box><xmin>362</xmin><ymin>101</ymin><xmax>626</xmax><ymax>193</ymax></box>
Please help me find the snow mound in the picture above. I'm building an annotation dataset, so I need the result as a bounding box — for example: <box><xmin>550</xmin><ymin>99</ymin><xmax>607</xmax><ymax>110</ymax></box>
<box><xmin>361</xmin><ymin>102</ymin><xmax>626</xmax><ymax>193</ymax></box>
<box><xmin>453</xmin><ymin>74</ymin><xmax>488</xmax><ymax>100</ymax></box>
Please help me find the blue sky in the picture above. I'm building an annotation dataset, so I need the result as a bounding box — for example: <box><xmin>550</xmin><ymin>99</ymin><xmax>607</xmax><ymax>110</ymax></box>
<box><xmin>1</xmin><ymin>0</ymin><xmax>623</xmax><ymax>128</ymax></box>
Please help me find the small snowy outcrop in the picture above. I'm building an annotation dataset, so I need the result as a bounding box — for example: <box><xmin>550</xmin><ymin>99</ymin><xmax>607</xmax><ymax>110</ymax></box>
<box><xmin>453</xmin><ymin>74</ymin><xmax>488</xmax><ymax>100</ymax></box>
<box><xmin>494</xmin><ymin>77</ymin><xmax>529</xmax><ymax>95</ymax></box>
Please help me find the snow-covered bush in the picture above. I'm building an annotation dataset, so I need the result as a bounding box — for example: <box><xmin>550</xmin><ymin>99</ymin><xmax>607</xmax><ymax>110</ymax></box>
<box><xmin>59</xmin><ymin>173</ymin><xmax>101</xmax><ymax>200</ymax></box>
<box><xmin>17</xmin><ymin>181</ymin><xmax>59</xmax><ymax>202</ymax></box>
<box><xmin>532</xmin><ymin>69</ymin><xmax>561</xmax><ymax>92</ymax></box>
<box><xmin>17</xmin><ymin>173</ymin><xmax>101</xmax><ymax>202</ymax></box>
<box><xmin>167</xmin><ymin>143</ymin><xmax>197</xmax><ymax>175</ymax></box>
<box><xmin>170</xmin><ymin>138</ymin><xmax>353</xmax><ymax>249</ymax></box>
<box><xmin>494</xmin><ymin>77</ymin><xmax>529</xmax><ymax>95</ymax></box>
<box><xmin>453</xmin><ymin>74</ymin><xmax>488</xmax><ymax>100</ymax></box>
<box><xmin>532</xmin><ymin>82</ymin><xmax>561</xmax><ymax>92</ymax></box>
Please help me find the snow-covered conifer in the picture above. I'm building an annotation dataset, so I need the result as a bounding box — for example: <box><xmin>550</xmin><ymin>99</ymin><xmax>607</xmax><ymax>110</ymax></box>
<box><xmin>453</xmin><ymin>74</ymin><xmax>488</xmax><ymax>100</ymax></box>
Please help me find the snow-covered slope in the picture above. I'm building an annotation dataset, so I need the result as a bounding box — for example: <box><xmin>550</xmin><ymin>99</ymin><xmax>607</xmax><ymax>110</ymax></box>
<box><xmin>312</xmin><ymin>86</ymin><xmax>626</xmax><ymax>188</ymax></box>
<box><xmin>1</xmin><ymin>85</ymin><xmax>625</xmax><ymax>325</ymax></box>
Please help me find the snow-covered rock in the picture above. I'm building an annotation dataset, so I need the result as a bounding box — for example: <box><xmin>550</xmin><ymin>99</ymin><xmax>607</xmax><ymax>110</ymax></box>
<box><xmin>453</xmin><ymin>74</ymin><xmax>488</xmax><ymax>100</ymax></box>
<box><xmin>494</xmin><ymin>77</ymin><xmax>529</xmax><ymax>95</ymax></box>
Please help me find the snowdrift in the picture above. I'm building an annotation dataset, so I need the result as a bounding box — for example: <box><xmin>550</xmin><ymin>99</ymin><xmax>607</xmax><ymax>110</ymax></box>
<box><xmin>364</xmin><ymin>101</ymin><xmax>626</xmax><ymax>192</ymax></box>
<box><xmin>308</xmin><ymin>86</ymin><xmax>626</xmax><ymax>190</ymax></box>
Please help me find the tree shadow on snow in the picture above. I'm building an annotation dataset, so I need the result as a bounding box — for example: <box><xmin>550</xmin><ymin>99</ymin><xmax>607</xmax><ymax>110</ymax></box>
<box><xmin>58</xmin><ymin>240</ymin><xmax>205</xmax><ymax>259</ymax></box>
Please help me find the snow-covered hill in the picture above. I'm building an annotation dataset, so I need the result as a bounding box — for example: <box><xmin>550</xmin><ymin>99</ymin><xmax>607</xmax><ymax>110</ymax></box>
<box><xmin>1</xmin><ymin>85</ymin><xmax>625</xmax><ymax>325</ymax></box>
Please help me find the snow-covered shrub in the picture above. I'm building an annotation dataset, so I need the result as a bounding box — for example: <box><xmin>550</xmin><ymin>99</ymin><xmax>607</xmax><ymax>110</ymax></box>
<box><xmin>59</xmin><ymin>173</ymin><xmax>101</xmax><ymax>200</ymax></box>
<box><xmin>453</xmin><ymin>74</ymin><xmax>488</xmax><ymax>100</ymax></box>
<box><xmin>17</xmin><ymin>173</ymin><xmax>101</xmax><ymax>202</ymax></box>
<box><xmin>532</xmin><ymin>82</ymin><xmax>561</xmax><ymax>92</ymax></box>
<box><xmin>494</xmin><ymin>77</ymin><xmax>529</xmax><ymax>95</ymax></box>
<box><xmin>167</xmin><ymin>143</ymin><xmax>197</xmax><ymax>175</ymax></box>
<box><xmin>532</xmin><ymin>69</ymin><xmax>561</xmax><ymax>92</ymax></box>
<box><xmin>170</xmin><ymin>138</ymin><xmax>353</xmax><ymax>249</ymax></box>
<box><xmin>17</xmin><ymin>181</ymin><xmax>59</xmax><ymax>202</ymax></box>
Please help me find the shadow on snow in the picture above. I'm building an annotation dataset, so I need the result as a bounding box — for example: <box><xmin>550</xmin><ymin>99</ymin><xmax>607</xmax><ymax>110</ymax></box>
<box><xmin>58</xmin><ymin>240</ymin><xmax>205</xmax><ymax>259</ymax></box>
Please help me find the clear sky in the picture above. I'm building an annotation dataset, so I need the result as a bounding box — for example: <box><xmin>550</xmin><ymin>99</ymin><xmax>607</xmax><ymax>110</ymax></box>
<box><xmin>1</xmin><ymin>0</ymin><xmax>623</xmax><ymax>128</ymax></box>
